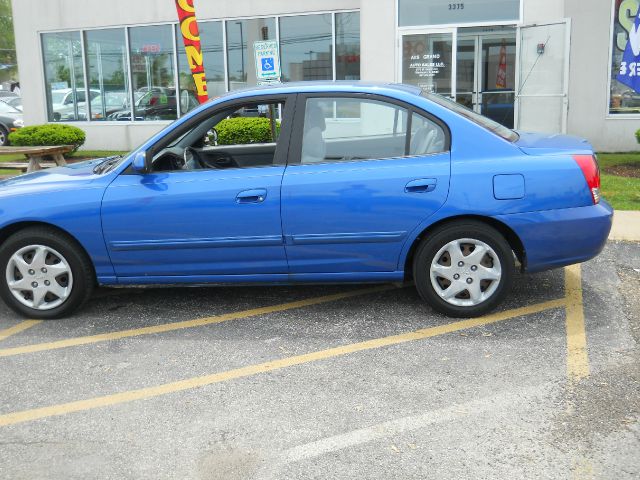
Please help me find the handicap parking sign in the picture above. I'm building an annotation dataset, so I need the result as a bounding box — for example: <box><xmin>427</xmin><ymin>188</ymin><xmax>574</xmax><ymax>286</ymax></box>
<box><xmin>254</xmin><ymin>40</ymin><xmax>281</xmax><ymax>81</ymax></box>
<box><xmin>261</xmin><ymin>57</ymin><xmax>275</xmax><ymax>71</ymax></box>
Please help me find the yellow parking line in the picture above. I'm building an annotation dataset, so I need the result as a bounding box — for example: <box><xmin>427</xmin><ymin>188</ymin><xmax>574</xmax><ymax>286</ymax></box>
<box><xmin>564</xmin><ymin>265</ymin><xmax>590</xmax><ymax>382</ymax></box>
<box><xmin>0</xmin><ymin>297</ymin><xmax>564</xmax><ymax>427</ymax></box>
<box><xmin>0</xmin><ymin>320</ymin><xmax>42</xmax><ymax>342</ymax></box>
<box><xmin>0</xmin><ymin>285</ymin><xmax>395</xmax><ymax>358</ymax></box>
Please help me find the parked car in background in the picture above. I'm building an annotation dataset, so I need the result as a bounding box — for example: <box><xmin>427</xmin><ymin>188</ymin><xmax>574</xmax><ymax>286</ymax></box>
<box><xmin>0</xmin><ymin>90</ymin><xmax>18</xmax><ymax>101</ymax></box>
<box><xmin>3</xmin><ymin>96</ymin><xmax>22</xmax><ymax>111</ymax></box>
<box><xmin>87</xmin><ymin>91</ymin><xmax>129</xmax><ymax>120</ymax></box>
<box><xmin>0</xmin><ymin>100</ymin><xmax>23</xmax><ymax>146</ymax></box>
<box><xmin>108</xmin><ymin>87</ymin><xmax>176</xmax><ymax>121</ymax></box>
<box><xmin>50</xmin><ymin>88</ymin><xmax>100</xmax><ymax>121</ymax></box>
<box><xmin>0</xmin><ymin>82</ymin><xmax>612</xmax><ymax>319</ymax></box>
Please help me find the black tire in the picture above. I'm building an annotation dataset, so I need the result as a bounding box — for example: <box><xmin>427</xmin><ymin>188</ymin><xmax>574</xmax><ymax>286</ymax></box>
<box><xmin>413</xmin><ymin>220</ymin><xmax>515</xmax><ymax>318</ymax></box>
<box><xmin>0</xmin><ymin>125</ymin><xmax>8</xmax><ymax>146</ymax></box>
<box><xmin>0</xmin><ymin>227</ymin><xmax>95</xmax><ymax>319</ymax></box>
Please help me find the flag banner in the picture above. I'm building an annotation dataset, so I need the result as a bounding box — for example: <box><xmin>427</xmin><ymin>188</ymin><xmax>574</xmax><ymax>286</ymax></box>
<box><xmin>617</xmin><ymin>7</ymin><xmax>640</xmax><ymax>93</ymax></box>
<box><xmin>175</xmin><ymin>0</ymin><xmax>208</xmax><ymax>104</ymax></box>
<box><xmin>496</xmin><ymin>41</ymin><xmax>507</xmax><ymax>89</ymax></box>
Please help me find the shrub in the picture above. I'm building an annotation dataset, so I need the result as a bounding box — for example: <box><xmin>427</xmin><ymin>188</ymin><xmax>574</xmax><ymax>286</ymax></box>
<box><xmin>215</xmin><ymin>117</ymin><xmax>280</xmax><ymax>145</ymax></box>
<box><xmin>636</xmin><ymin>128</ymin><xmax>640</xmax><ymax>144</ymax></box>
<box><xmin>8</xmin><ymin>124</ymin><xmax>86</xmax><ymax>152</ymax></box>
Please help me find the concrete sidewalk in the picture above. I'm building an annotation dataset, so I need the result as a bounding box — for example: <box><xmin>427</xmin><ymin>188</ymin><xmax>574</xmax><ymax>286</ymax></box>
<box><xmin>609</xmin><ymin>210</ymin><xmax>640</xmax><ymax>242</ymax></box>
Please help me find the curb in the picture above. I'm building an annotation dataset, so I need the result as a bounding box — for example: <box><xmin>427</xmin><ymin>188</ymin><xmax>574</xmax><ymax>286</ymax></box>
<box><xmin>609</xmin><ymin>210</ymin><xmax>640</xmax><ymax>242</ymax></box>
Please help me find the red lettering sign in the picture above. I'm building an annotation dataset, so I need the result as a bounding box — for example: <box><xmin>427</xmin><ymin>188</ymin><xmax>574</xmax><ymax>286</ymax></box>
<box><xmin>175</xmin><ymin>0</ymin><xmax>208</xmax><ymax>104</ymax></box>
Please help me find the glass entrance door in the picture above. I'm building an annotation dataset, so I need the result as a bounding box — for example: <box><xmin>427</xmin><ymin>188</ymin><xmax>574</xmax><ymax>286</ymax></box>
<box><xmin>400</xmin><ymin>27</ymin><xmax>516</xmax><ymax>128</ymax></box>
<box><xmin>456</xmin><ymin>27</ymin><xmax>516</xmax><ymax>128</ymax></box>
<box><xmin>401</xmin><ymin>30</ymin><xmax>454</xmax><ymax>97</ymax></box>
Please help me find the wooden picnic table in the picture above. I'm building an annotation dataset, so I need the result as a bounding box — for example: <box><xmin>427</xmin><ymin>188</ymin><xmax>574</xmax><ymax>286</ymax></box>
<box><xmin>0</xmin><ymin>145</ymin><xmax>74</xmax><ymax>173</ymax></box>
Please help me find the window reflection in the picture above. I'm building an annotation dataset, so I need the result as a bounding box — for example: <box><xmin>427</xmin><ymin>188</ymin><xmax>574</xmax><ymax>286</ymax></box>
<box><xmin>85</xmin><ymin>28</ymin><xmax>130</xmax><ymax>121</ymax></box>
<box><xmin>226</xmin><ymin>18</ymin><xmax>276</xmax><ymax>91</ymax></box>
<box><xmin>128</xmin><ymin>25</ymin><xmax>176</xmax><ymax>121</ymax></box>
<box><xmin>42</xmin><ymin>31</ymin><xmax>87</xmax><ymax>122</ymax></box>
<box><xmin>280</xmin><ymin>14</ymin><xmax>333</xmax><ymax>82</ymax></box>
<box><xmin>336</xmin><ymin>12</ymin><xmax>360</xmax><ymax>80</ymax></box>
<box><xmin>176</xmin><ymin>21</ymin><xmax>225</xmax><ymax>115</ymax></box>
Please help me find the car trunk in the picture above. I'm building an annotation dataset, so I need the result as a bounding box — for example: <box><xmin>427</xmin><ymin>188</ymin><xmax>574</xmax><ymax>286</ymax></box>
<box><xmin>514</xmin><ymin>131</ymin><xmax>594</xmax><ymax>156</ymax></box>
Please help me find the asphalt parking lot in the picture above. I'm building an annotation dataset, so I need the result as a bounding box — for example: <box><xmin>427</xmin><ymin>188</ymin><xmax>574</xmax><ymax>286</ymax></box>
<box><xmin>0</xmin><ymin>241</ymin><xmax>638</xmax><ymax>480</ymax></box>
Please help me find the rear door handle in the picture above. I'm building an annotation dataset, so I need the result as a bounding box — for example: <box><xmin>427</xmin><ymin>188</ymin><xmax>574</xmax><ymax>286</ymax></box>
<box><xmin>236</xmin><ymin>188</ymin><xmax>267</xmax><ymax>203</ymax></box>
<box><xmin>405</xmin><ymin>178</ymin><xmax>437</xmax><ymax>193</ymax></box>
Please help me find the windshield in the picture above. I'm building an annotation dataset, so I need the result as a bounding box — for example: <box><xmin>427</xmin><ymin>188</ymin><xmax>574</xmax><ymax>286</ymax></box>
<box><xmin>51</xmin><ymin>91</ymin><xmax>67</xmax><ymax>104</ymax></box>
<box><xmin>0</xmin><ymin>101</ymin><xmax>20</xmax><ymax>114</ymax></box>
<box><xmin>422</xmin><ymin>93</ymin><xmax>519</xmax><ymax>142</ymax></box>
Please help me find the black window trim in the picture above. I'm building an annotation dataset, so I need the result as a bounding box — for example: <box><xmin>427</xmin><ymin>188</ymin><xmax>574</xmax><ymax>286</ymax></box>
<box><xmin>288</xmin><ymin>92</ymin><xmax>451</xmax><ymax>167</ymax></box>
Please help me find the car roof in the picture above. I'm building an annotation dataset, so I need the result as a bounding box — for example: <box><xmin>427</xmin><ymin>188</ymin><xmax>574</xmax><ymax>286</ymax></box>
<box><xmin>221</xmin><ymin>81</ymin><xmax>422</xmax><ymax>100</ymax></box>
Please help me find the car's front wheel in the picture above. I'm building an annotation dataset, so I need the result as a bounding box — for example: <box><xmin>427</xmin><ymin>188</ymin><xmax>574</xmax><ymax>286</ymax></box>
<box><xmin>0</xmin><ymin>227</ymin><xmax>94</xmax><ymax>319</ymax></box>
<box><xmin>0</xmin><ymin>126</ymin><xmax>9</xmax><ymax>146</ymax></box>
<box><xmin>413</xmin><ymin>221</ymin><xmax>515</xmax><ymax>318</ymax></box>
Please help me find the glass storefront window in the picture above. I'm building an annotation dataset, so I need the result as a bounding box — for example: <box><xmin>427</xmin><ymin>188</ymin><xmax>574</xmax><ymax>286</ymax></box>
<box><xmin>226</xmin><ymin>18</ymin><xmax>276</xmax><ymax>91</ymax></box>
<box><xmin>335</xmin><ymin>12</ymin><xmax>360</xmax><ymax>80</ymax></box>
<box><xmin>40</xmin><ymin>10</ymin><xmax>361</xmax><ymax>122</ymax></box>
<box><xmin>399</xmin><ymin>0</ymin><xmax>520</xmax><ymax>27</ymax></box>
<box><xmin>85</xmin><ymin>28</ymin><xmax>130</xmax><ymax>121</ymax></box>
<box><xmin>280</xmin><ymin>14</ymin><xmax>333</xmax><ymax>82</ymax></box>
<box><xmin>610</xmin><ymin>0</ymin><xmax>640</xmax><ymax>115</ymax></box>
<box><xmin>128</xmin><ymin>25</ymin><xmax>177</xmax><ymax>121</ymax></box>
<box><xmin>176</xmin><ymin>20</ymin><xmax>225</xmax><ymax>115</ymax></box>
<box><xmin>42</xmin><ymin>31</ymin><xmax>87</xmax><ymax>122</ymax></box>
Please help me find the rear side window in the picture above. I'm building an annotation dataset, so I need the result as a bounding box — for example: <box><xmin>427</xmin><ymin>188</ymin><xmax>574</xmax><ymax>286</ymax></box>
<box><xmin>301</xmin><ymin>98</ymin><xmax>408</xmax><ymax>164</ymax></box>
<box><xmin>423</xmin><ymin>92</ymin><xmax>519</xmax><ymax>142</ymax></box>
<box><xmin>300</xmin><ymin>97</ymin><xmax>448</xmax><ymax>165</ymax></box>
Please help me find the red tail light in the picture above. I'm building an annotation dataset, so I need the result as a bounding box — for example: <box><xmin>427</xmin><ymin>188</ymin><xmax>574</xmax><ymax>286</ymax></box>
<box><xmin>573</xmin><ymin>154</ymin><xmax>601</xmax><ymax>204</ymax></box>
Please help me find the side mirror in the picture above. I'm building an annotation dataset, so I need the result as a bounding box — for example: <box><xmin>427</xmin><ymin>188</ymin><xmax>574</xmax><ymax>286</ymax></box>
<box><xmin>131</xmin><ymin>150</ymin><xmax>148</xmax><ymax>173</ymax></box>
<box><xmin>205</xmin><ymin>128</ymin><xmax>218</xmax><ymax>146</ymax></box>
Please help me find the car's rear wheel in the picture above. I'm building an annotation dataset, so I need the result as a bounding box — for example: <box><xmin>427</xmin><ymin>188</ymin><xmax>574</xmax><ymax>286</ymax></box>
<box><xmin>0</xmin><ymin>227</ymin><xmax>94</xmax><ymax>319</ymax></box>
<box><xmin>413</xmin><ymin>221</ymin><xmax>515</xmax><ymax>318</ymax></box>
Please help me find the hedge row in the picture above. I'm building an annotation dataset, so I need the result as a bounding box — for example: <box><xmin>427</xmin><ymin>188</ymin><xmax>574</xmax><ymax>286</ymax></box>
<box><xmin>216</xmin><ymin>117</ymin><xmax>280</xmax><ymax>145</ymax></box>
<box><xmin>8</xmin><ymin>124</ymin><xmax>86</xmax><ymax>152</ymax></box>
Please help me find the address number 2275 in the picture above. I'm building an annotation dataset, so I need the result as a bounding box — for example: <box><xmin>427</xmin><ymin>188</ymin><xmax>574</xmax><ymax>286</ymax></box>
<box><xmin>448</xmin><ymin>3</ymin><xmax>465</xmax><ymax>9</ymax></box>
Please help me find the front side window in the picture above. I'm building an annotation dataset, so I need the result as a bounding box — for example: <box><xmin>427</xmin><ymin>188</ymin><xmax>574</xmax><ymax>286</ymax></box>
<box><xmin>152</xmin><ymin>100</ymin><xmax>285</xmax><ymax>172</ymax></box>
<box><xmin>301</xmin><ymin>98</ymin><xmax>409</xmax><ymax>164</ymax></box>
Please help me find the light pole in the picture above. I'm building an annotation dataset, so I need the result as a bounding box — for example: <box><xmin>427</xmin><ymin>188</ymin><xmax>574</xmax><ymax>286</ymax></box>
<box><xmin>235</xmin><ymin>21</ymin><xmax>245</xmax><ymax>82</ymax></box>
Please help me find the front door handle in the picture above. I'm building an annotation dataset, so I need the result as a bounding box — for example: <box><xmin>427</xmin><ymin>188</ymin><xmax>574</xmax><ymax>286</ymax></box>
<box><xmin>236</xmin><ymin>188</ymin><xmax>267</xmax><ymax>204</ymax></box>
<box><xmin>405</xmin><ymin>178</ymin><xmax>437</xmax><ymax>193</ymax></box>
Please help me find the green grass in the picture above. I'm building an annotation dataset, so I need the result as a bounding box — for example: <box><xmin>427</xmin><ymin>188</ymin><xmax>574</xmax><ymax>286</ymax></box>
<box><xmin>600</xmin><ymin>174</ymin><xmax>640</xmax><ymax>210</ymax></box>
<box><xmin>597</xmin><ymin>152</ymin><xmax>640</xmax><ymax>168</ymax></box>
<box><xmin>597</xmin><ymin>152</ymin><xmax>640</xmax><ymax>210</ymax></box>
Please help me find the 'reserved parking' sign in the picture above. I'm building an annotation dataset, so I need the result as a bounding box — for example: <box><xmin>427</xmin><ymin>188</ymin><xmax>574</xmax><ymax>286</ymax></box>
<box><xmin>254</xmin><ymin>40</ymin><xmax>281</xmax><ymax>84</ymax></box>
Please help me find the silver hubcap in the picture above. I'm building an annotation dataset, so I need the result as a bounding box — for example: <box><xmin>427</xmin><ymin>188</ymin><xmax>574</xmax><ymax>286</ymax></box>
<box><xmin>5</xmin><ymin>245</ymin><xmax>73</xmax><ymax>311</ymax></box>
<box><xmin>0</xmin><ymin>130</ymin><xmax>6</xmax><ymax>145</ymax></box>
<box><xmin>430</xmin><ymin>238</ymin><xmax>502</xmax><ymax>307</ymax></box>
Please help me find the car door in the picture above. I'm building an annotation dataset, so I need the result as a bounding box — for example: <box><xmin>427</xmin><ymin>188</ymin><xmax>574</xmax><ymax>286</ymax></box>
<box><xmin>101</xmin><ymin>95</ymin><xmax>294</xmax><ymax>280</ymax></box>
<box><xmin>281</xmin><ymin>94</ymin><xmax>451</xmax><ymax>274</ymax></box>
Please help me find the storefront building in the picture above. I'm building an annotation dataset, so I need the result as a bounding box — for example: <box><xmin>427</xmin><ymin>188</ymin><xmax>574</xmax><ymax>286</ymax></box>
<box><xmin>11</xmin><ymin>0</ymin><xmax>640</xmax><ymax>151</ymax></box>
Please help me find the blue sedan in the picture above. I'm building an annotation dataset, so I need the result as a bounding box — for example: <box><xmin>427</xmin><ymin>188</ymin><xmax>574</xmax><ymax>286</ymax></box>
<box><xmin>0</xmin><ymin>82</ymin><xmax>612</xmax><ymax>319</ymax></box>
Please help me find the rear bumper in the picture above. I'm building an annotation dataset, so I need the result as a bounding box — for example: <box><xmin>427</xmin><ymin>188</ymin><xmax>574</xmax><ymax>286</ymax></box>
<box><xmin>495</xmin><ymin>200</ymin><xmax>614</xmax><ymax>273</ymax></box>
